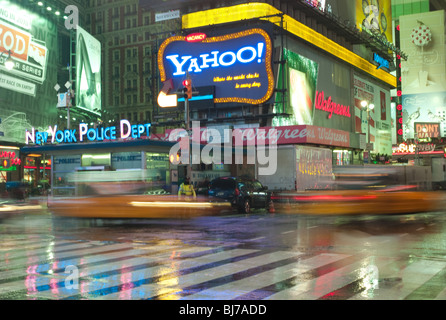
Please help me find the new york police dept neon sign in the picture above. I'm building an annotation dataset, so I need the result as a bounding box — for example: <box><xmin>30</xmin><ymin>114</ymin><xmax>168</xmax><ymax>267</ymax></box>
<box><xmin>158</xmin><ymin>28</ymin><xmax>274</xmax><ymax>105</ymax></box>
<box><xmin>25</xmin><ymin>120</ymin><xmax>151</xmax><ymax>145</ymax></box>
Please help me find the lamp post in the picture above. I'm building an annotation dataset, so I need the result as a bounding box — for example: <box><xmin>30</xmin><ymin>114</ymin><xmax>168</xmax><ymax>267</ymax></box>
<box><xmin>0</xmin><ymin>50</ymin><xmax>14</xmax><ymax>71</ymax></box>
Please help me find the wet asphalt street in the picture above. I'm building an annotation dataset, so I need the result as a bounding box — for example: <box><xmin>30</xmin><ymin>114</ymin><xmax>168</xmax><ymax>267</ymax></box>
<box><xmin>0</xmin><ymin>208</ymin><xmax>446</xmax><ymax>301</ymax></box>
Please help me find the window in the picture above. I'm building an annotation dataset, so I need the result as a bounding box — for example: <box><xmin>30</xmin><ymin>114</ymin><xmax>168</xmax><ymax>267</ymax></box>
<box><xmin>133</xmin><ymin>34</ymin><xmax>137</xmax><ymax>42</ymax></box>
<box><xmin>114</xmin><ymin>36</ymin><xmax>119</xmax><ymax>45</ymax></box>
<box><xmin>114</xmin><ymin>50</ymin><xmax>120</xmax><ymax>60</ymax></box>
<box><xmin>133</xmin><ymin>112</ymin><xmax>138</xmax><ymax>121</ymax></box>
<box><xmin>114</xmin><ymin>97</ymin><xmax>119</xmax><ymax>105</ymax></box>
<box><xmin>133</xmin><ymin>95</ymin><xmax>137</xmax><ymax>104</ymax></box>
<box><xmin>114</xmin><ymin>81</ymin><xmax>119</xmax><ymax>90</ymax></box>
<box><xmin>133</xmin><ymin>64</ymin><xmax>137</xmax><ymax>72</ymax></box>
<box><xmin>133</xmin><ymin>79</ymin><xmax>137</xmax><ymax>87</ymax></box>
<box><xmin>127</xmin><ymin>35</ymin><xmax>130</xmax><ymax>43</ymax></box>
<box><xmin>127</xmin><ymin>96</ymin><xmax>131</xmax><ymax>105</ymax></box>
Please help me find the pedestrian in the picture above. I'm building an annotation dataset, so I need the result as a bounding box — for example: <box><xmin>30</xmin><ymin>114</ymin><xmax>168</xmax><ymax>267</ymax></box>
<box><xmin>178</xmin><ymin>177</ymin><xmax>196</xmax><ymax>198</ymax></box>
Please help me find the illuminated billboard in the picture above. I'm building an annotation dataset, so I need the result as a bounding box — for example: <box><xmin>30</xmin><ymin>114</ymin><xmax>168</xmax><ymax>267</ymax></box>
<box><xmin>0</xmin><ymin>3</ymin><xmax>48</xmax><ymax>93</ymax></box>
<box><xmin>400</xmin><ymin>11</ymin><xmax>445</xmax><ymax>95</ymax></box>
<box><xmin>273</xmin><ymin>49</ymin><xmax>319</xmax><ymax>126</ymax></box>
<box><xmin>402</xmin><ymin>91</ymin><xmax>446</xmax><ymax>140</ymax></box>
<box><xmin>158</xmin><ymin>28</ymin><xmax>274</xmax><ymax>105</ymax></box>
<box><xmin>356</xmin><ymin>0</ymin><xmax>392</xmax><ymax>43</ymax></box>
<box><xmin>75</xmin><ymin>26</ymin><xmax>102</xmax><ymax>114</ymax></box>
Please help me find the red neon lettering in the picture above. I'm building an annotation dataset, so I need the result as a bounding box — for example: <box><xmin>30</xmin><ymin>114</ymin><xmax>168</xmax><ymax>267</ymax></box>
<box><xmin>186</xmin><ymin>33</ymin><xmax>207</xmax><ymax>42</ymax></box>
<box><xmin>315</xmin><ymin>91</ymin><xmax>351</xmax><ymax>119</ymax></box>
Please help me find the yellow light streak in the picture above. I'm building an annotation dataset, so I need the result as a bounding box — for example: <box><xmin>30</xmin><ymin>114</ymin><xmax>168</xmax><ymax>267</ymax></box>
<box><xmin>129</xmin><ymin>201</ymin><xmax>231</xmax><ymax>208</ymax></box>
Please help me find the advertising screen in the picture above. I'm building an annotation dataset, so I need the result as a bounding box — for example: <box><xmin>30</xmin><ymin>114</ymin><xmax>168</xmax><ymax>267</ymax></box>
<box><xmin>273</xmin><ymin>48</ymin><xmax>319</xmax><ymax>126</ymax></box>
<box><xmin>158</xmin><ymin>28</ymin><xmax>274</xmax><ymax>105</ymax></box>
<box><xmin>0</xmin><ymin>3</ymin><xmax>48</xmax><ymax>91</ymax></box>
<box><xmin>356</xmin><ymin>0</ymin><xmax>392</xmax><ymax>43</ymax></box>
<box><xmin>75</xmin><ymin>26</ymin><xmax>102</xmax><ymax>114</ymax></box>
<box><xmin>402</xmin><ymin>91</ymin><xmax>446</xmax><ymax>140</ymax></box>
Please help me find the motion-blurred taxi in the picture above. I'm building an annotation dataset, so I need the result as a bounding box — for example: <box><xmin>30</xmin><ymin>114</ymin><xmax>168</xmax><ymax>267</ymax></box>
<box><xmin>272</xmin><ymin>187</ymin><xmax>446</xmax><ymax>215</ymax></box>
<box><xmin>48</xmin><ymin>194</ymin><xmax>232</xmax><ymax>219</ymax></box>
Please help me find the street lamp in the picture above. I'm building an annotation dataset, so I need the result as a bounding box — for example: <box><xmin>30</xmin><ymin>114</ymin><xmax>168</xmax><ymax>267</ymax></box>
<box><xmin>0</xmin><ymin>50</ymin><xmax>14</xmax><ymax>70</ymax></box>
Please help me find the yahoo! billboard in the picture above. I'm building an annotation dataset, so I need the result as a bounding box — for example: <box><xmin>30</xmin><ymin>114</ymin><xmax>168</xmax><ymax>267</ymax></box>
<box><xmin>158</xmin><ymin>28</ymin><xmax>274</xmax><ymax>105</ymax></box>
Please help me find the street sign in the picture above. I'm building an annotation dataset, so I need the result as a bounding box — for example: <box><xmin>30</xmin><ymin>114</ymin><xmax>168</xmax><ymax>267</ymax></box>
<box><xmin>57</xmin><ymin>92</ymin><xmax>68</xmax><ymax>108</ymax></box>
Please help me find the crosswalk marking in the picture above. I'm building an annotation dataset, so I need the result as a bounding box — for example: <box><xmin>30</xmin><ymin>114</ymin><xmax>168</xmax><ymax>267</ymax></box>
<box><xmin>1</xmin><ymin>241</ymin><xmax>94</xmax><ymax>261</ymax></box>
<box><xmin>0</xmin><ymin>243</ymin><xmax>191</xmax><ymax>283</ymax></box>
<box><xmin>74</xmin><ymin>249</ymin><xmax>280</xmax><ymax>300</ymax></box>
<box><xmin>265</xmin><ymin>256</ymin><xmax>388</xmax><ymax>300</ymax></box>
<box><xmin>181</xmin><ymin>253</ymin><xmax>349</xmax><ymax>300</ymax></box>
<box><xmin>153</xmin><ymin>251</ymin><xmax>302</xmax><ymax>300</ymax></box>
<box><xmin>0</xmin><ymin>242</ymin><xmax>136</xmax><ymax>274</ymax></box>
<box><xmin>88</xmin><ymin>248</ymin><xmax>258</xmax><ymax>300</ymax></box>
<box><xmin>349</xmin><ymin>259</ymin><xmax>446</xmax><ymax>300</ymax></box>
<box><xmin>1</xmin><ymin>235</ymin><xmax>446</xmax><ymax>300</ymax></box>
<box><xmin>22</xmin><ymin>245</ymin><xmax>215</xmax><ymax>300</ymax></box>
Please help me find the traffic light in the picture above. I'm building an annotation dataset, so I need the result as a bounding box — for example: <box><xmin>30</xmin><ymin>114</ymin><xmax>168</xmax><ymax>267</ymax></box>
<box><xmin>2</xmin><ymin>159</ymin><xmax>10</xmax><ymax>169</ymax></box>
<box><xmin>182</xmin><ymin>79</ymin><xmax>192</xmax><ymax>99</ymax></box>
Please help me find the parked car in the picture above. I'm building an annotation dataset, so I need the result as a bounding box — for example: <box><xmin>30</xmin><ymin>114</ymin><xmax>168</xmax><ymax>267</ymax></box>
<box><xmin>208</xmin><ymin>177</ymin><xmax>272</xmax><ymax>213</ymax></box>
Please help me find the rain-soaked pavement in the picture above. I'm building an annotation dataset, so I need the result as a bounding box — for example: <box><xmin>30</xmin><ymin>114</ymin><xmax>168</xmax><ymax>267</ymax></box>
<box><xmin>0</xmin><ymin>207</ymin><xmax>446</xmax><ymax>301</ymax></box>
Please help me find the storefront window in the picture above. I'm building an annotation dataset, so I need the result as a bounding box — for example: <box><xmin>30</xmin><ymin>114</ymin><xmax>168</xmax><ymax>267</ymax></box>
<box><xmin>146</xmin><ymin>152</ymin><xmax>169</xmax><ymax>189</ymax></box>
<box><xmin>334</xmin><ymin>150</ymin><xmax>352</xmax><ymax>166</ymax></box>
<box><xmin>81</xmin><ymin>153</ymin><xmax>111</xmax><ymax>167</ymax></box>
<box><xmin>52</xmin><ymin>155</ymin><xmax>81</xmax><ymax>196</ymax></box>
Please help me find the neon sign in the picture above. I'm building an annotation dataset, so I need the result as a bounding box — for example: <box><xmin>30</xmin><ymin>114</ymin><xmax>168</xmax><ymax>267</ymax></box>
<box><xmin>373</xmin><ymin>53</ymin><xmax>389</xmax><ymax>70</ymax></box>
<box><xmin>158</xmin><ymin>28</ymin><xmax>274</xmax><ymax>105</ymax></box>
<box><xmin>186</xmin><ymin>33</ymin><xmax>207</xmax><ymax>43</ymax></box>
<box><xmin>315</xmin><ymin>91</ymin><xmax>351</xmax><ymax>119</ymax></box>
<box><xmin>25</xmin><ymin>120</ymin><xmax>151</xmax><ymax>145</ymax></box>
<box><xmin>415</xmin><ymin>122</ymin><xmax>440</xmax><ymax>139</ymax></box>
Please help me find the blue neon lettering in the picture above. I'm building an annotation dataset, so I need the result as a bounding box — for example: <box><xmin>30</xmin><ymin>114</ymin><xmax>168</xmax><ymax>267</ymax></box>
<box><xmin>188</xmin><ymin>58</ymin><xmax>202</xmax><ymax>73</ymax></box>
<box><xmin>166</xmin><ymin>42</ymin><xmax>265</xmax><ymax>76</ymax></box>
<box><xmin>374</xmin><ymin>53</ymin><xmax>389</xmax><ymax>70</ymax></box>
<box><xmin>104</xmin><ymin>127</ymin><xmax>111</xmax><ymax>140</ymax></box>
<box><xmin>166</xmin><ymin>55</ymin><xmax>192</xmax><ymax>76</ymax></box>
<box><xmin>219</xmin><ymin>51</ymin><xmax>236</xmax><ymax>66</ymax></box>
<box><xmin>110</xmin><ymin>126</ymin><xmax>117</xmax><ymax>140</ymax></box>
<box><xmin>27</xmin><ymin>121</ymin><xmax>151</xmax><ymax>145</ymax></box>
<box><xmin>55</xmin><ymin>130</ymin><xmax>64</xmax><ymax>143</ymax></box>
<box><xmin>87</xmin><ymin>128</ymin><xmax>96</xmax><ymax>141</ymax></box>
<box><xmin>200</xmin><ymin>51</ymin><xmax>219</xmax><ymax>68</ymax></box>
<box><xmin>237</xmin><ymin>46</ymin><xmax>256</xmax><ymax>63</ymax></box>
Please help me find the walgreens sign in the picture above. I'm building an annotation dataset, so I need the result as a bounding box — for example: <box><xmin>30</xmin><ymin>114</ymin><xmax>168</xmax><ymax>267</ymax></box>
<box><xmin>315</xmin><ymin>90</ymin><xmax>351</xmax><ymax>119</ymax></box>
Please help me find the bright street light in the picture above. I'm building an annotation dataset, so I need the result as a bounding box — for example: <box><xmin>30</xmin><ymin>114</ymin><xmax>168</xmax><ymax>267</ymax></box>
<box><xmin>1</xmin><ymin>50</ymin><xmax>14</xmax><ymax>70</ymax></box>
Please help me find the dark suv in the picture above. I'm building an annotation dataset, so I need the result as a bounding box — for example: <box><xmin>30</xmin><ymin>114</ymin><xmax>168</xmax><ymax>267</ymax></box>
<box><xmin>208</xmin><ymin>177</ymin><xmax>272</xmax><ymax>213</ymax></box>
